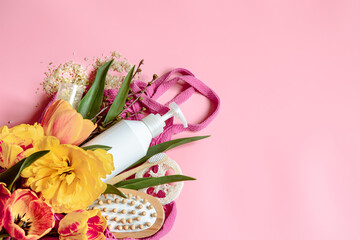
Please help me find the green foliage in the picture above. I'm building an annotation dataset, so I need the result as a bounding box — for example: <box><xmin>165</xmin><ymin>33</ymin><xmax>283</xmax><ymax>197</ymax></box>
<box><xmin>104</xmin><ymin>184</ymin><xmax>127</xmax><ymax>198</ymax></box>
<box><xmin>78</xmin><ymin>60</ymin><xmax>114</xmax><ymax>119</ymax></box>
<box><xmin>114</xmin><ymin>175</ymin><xmax>196</xmax><ymax>189</ymax></box>
<box><xmin>124</xmin><ymin>135</ymin><xmax>210</xmax><ymax>171</ymax></box>
<box><xmin>103</xmin><ymin>66</ymin><xmax>135</xmax><ymax>124</ymax></box>
<box><xmin>82</xmin><ymin>145</ymin><xmax>112</xmax><ymax>151</ymax></box>
<box><xmin>0</xmin><ymin>151</ymin><xmax>49</xmax><ymax>191</ymax></box>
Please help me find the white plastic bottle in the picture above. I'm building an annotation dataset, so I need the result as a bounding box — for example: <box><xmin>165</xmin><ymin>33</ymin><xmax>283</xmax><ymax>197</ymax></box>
<box><xmin>83</xmin><ymin>102</ymin><xmax>188</xmax><ymax>182</ymax></box>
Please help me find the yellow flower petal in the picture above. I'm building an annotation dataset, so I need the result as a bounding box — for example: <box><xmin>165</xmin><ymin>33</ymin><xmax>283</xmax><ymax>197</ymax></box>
<box><xmin>0</xmin><ymin>142</ymin><xmax>24</xmax><ymax>169</ymax></box>
<box><xmin>0</xmin><ymin>123</ymin><xmax>45</xmax><ymax>169</ymax></box>
<box><xmin>21</xmin><ymin>143</ymin><xmax>114</xmax><ymax>213</ymax></box>
<box><xmin>59</xmin><ymin>209</ymin><xmax>106</xmax><ymax>240</ymax></box>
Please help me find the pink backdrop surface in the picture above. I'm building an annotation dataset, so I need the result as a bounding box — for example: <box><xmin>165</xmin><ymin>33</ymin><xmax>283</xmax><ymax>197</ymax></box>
<box><xmin>1</xmin><ymin>0</ymin><xmax>360</xmax><ymax>239</ymax></box>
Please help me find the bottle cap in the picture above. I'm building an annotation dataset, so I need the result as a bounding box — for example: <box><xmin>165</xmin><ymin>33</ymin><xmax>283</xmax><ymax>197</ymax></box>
<box><xmin>142</xmin><ymin>102</ymin><xmax>188</xmax><ymax>138</ymax></box>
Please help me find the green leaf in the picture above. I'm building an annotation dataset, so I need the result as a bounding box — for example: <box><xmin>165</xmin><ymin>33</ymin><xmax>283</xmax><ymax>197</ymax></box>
<box><xmin>78</xmin><ymin>60</ymin><xmax>114</xmax><ymax>119</ymax></box>
<box><xmin>103</xmin><ymin>66</ymin><xmax>135</xmax><ymax>124</ymax></box>
<box><xmin>0</xmin><ymin>150</ymin><xmax>49</xmax><ymax>190</ymax></box>
<box><xmin>113</xmin><ymin>177</ymin><xmax>150</xmax><ymax>187</ymax></box>
<box><xmin>104</xmin><ymin>184</ymin><xmax>127</xmax><ymax>198</ymax></box>
<box><xmin>82</xmin><ymin>145</ymin><xmax>112</xmax><ymax>151</ymax></box>
<box><xmin>116</xmin><ymin>175</ymin><xmax>196</xmax><ymax>190</ymax></box>
<box><xmin>124</xmin><ymin>135</ymin><xmax>210</xmax><ymax>171</ymax></box>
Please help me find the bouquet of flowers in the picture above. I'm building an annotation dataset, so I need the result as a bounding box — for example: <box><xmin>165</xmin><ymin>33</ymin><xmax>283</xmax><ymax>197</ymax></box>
<box><xmin>0</xmin><ymin>52</ymin><xmax>219</xmax><ymax>240</ymax></box>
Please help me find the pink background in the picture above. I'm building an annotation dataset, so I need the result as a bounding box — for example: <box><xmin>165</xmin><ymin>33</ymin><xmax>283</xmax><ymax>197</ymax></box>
<box><xmin>1</xmin><ymin>0</ymin><xmax>360</xmax><ymax>239</ymax></box>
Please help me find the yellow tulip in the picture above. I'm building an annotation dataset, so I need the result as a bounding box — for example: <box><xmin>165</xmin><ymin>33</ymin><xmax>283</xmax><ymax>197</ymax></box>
<box><xmin>0</xmin><ymin>123</ymin><xmax>44</xmax><ymax>169</ymax></box>
<box><xmin>41</xmin><ymin>99</ymin><xmax>96</xmax><ymax>146</ymax></box>
<box><xmin>21</xmin><ymin>137</ymin><xmax>114</xmax><ymax>213</ymax></box>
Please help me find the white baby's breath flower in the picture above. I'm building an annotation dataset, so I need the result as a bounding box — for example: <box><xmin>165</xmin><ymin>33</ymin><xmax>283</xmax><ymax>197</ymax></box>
<box><xmin>92</xmin><ymin>51</ymin><xmax>137</xmax><ymax>90</ymax></box>
<box><xmin>42</xmin><ymin>61</ymin><xmax>89</xmax><ymax>96</ymax></box>
<box><xmin>41</xmin><ymin>51</ymin><xmax>137</xmax><ymax>95</ymax></box>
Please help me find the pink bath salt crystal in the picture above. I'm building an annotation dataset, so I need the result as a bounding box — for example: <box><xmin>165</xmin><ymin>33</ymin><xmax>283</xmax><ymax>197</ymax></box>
<box><xmin>165</xmin><ymin>169</ymin><xmax>177</xmax><ymax>186</ymax></box>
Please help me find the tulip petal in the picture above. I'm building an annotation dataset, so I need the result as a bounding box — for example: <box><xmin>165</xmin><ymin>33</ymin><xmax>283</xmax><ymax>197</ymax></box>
<box><xmin>0</xmin><ymin>123</ymin><xmax>45</xmax><ymax>169</ymax></box>
<box><xmin>3</xmin><ymin>189</ymin><xmax>54</xmax><ymax>240</ymax></box>
<box><xmin>0</xmin><ymin>142</ymin><xmax>24</xmax><ymax>169</ymax></box>
<box><xmin>86</xmin><ymin>210</ymin><xmax>107</xmax><ymax>240</ymax></box>
<box><xmin>0</xmin><ymin>183</ymin><xmax>11</xmax><ymax>231</ymax></box>
<box><xmin>41</xmin><ymin>99</ymin><xmax>96</xmax><ymax>145</ymax></box>
<box><xmin>26</xmin><ymin>200</ymin><xmax>54</xmax><ymax>237</ymax></box>
<box><xmin>86</xmin><ymin>149</ymin><xmax>114</xmax><ymax>179</ymax></box>
<box><xmin>59</xmin><ymin>209</ymin><xmax>106</xmax><ymax>240</ymax></box>
<box><xmin>59</xmin><ymin>210</ymin><xmax>89</xmax><ymax>240</ymax></box>
<box><xmin>72</xmin><ymin>118</ymin><xmax>97</xmax><ymax>145</ymax></box>
<box><xmin>22</xmin><ymin>143</ymin><xmax>112</xmax><ymax>213</ymax></box>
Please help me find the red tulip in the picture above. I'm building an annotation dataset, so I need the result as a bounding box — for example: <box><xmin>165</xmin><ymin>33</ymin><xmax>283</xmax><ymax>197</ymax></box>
<box><xmin>0</xmin><ymin>183</ymin><xmax>11</xmax><ymax>231</ymax></box>
<box><xmin>3</xmin><ymin>189</ymin><xmax>54</xmax><ymax>240</ymax></box>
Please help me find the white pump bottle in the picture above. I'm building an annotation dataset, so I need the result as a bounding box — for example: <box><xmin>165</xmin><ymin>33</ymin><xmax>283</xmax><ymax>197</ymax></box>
<box><xmin>83</xmin><ymin>102</ymin><xmax>188</xmax><ymax>182</ymax></box>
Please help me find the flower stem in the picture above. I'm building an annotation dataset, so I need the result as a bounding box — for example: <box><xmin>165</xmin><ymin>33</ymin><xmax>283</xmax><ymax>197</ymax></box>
<box><xmin>127</xmin><ymin>109</ymin><xmax>145</xmax><ymax>119</ymax></box>
<box><xmin>119</xmin><ymin>74</ymin><xmax>157</xmax><ymax>117</ymax></box>
<box><xmin>90</xmin><ymin>105</ymin><xmax>109</xmax><ymax>121</ymax></box>
<box><xmin>132</xmin><ymin>59</ymin><xmax>144</xmax><ymax>79</ymax></box>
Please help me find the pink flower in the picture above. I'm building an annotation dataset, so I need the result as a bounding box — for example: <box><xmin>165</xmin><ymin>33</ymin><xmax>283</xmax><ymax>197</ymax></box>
<box><xmin>3</xmin><ymin>189</ymin><xmax>55</xmax><ymax>240</ymax></box>
<box><xmin>0</xmin><ymin>183</ymin><xmax>11</xmax><ymax>231</ymax></box>
<box><xmin>58</xmin><ymin>209</ymin><xmax>107</xmax><ymax>240</ymax></box>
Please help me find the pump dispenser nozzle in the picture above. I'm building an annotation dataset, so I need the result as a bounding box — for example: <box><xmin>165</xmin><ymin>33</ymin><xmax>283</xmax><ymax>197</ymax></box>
<box><xmin>161</xmin><ymin>102</ymin><xmax>188</xmax><ymax>127</ymax></box>
<box><xmin>142</xmin><ymin>102</ymin><xmax>188</xmax><ymax>138</ymax></box>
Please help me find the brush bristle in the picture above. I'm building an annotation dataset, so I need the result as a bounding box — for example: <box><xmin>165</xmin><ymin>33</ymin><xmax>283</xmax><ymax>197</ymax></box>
<box><xmin>147</xmin><ymin>153</ymin><xmax>167</xmax><ymax>164</ymax></box>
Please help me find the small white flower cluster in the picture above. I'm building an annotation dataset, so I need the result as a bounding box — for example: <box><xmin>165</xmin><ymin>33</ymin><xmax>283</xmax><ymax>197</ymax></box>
<box><xmin>41</xmin><ymin>51</ymin><xmax>137</xmax><ymax>95</ymax></box>
<box><xmin>41</xmin><ymin>61</ymin><xmax>89</xmax><ymax>96</ymax></box>
<box><xmin>93</xmin><ymin>51</ymin><xmax>134</xmax><ymax>90</ymax></box>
